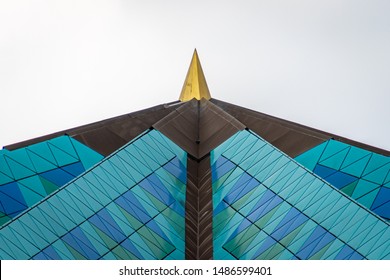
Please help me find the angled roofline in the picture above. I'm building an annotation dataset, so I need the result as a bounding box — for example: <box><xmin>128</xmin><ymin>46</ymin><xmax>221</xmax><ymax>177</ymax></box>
<box><xmin>211</xmin><ymin>98</ymin><xmax>390</xmax><ymax>157</ymax></box>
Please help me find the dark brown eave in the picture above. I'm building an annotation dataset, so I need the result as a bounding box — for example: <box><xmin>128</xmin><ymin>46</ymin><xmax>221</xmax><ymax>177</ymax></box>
<box><xmin>211</xmin><ymin>99</ymin><xmax>390</xmax><ymax>157</ymax></box>
<box><xmin>4</xmin><ymin>98</ymin><xmax>389</xmax><ymax>158</ymax></box>
<box><xmin>153</xmin><ymin>99</ymin><xmax>245</xmax><ymax>159</ymax></box>
<box><xmin>4</xmin><ymin>101</ymin><xmax>182</xmax><ymax>156</ymax></box>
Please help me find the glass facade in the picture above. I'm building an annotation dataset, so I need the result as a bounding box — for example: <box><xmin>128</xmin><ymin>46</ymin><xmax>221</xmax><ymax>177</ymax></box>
<box><xmin>212</xmin><ymin>130</ymin><xmax>390</xmax><ymax>259</ymax></box>
<box><xmin>0</xmin><ymin>136</ymin><xmax>103</xmax><ymax>226</ymax></box>
<box><xmin>295</xmin><ymin>140</ymin><xmax>390</xmax><ymax>220</ymax></box>
<box><xmin>0</xmin><ymin>130</ymin><xmax>187</xmax><ymax>260</ymax></box>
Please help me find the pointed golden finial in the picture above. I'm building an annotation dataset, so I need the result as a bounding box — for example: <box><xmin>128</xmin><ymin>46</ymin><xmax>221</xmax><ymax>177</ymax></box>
<box><xmin>179</xmin><ymin>49</ymin><xmax>211</xmax><ymax>102</ymax></box>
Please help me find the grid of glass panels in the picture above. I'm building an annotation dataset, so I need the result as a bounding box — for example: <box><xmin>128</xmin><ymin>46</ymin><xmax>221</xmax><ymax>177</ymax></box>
<box><xmin>212</xmin><ymin>130</ymin><xmax>390</xmax><ymax>260</ymax></box>
<box><xmin>0</xmin><ymin>130</ymin><xmax>187</xmax><ymax>260</ymax></box>
<box><xmin>0</xmin><ymin>136</ymin><xmax>103</xmax><ymax>226</ymax></box>
<box><xmin>295</xmin><ymin>140</ymin><xmax>390</xmax><ymax>220</ymax></box>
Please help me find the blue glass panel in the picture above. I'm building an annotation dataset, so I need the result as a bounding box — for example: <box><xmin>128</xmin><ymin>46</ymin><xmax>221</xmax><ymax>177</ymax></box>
<box><xmin>225</xmin><ymin>219</ymin><xmax>252</xmax><ymax>244</ymax></box>
<box><xmin>61</xmin><ymin>162</ymin><xmax>85</xmax><ymax>177</ymax></box>
<box><xmin>115</xmin><ymin>192</ymin><xmax>152</xmax><ymax>224</ymax></box>
<box><xmin>0</xmin><ymin>182</ymin><xmax>27</xmax><ymax>216</ymax></box>
<box><xmin>335</xmin><ymin>245</ymin><xmax>355</xmax><ymax>260</ymax></box>
<box><xmin>0</xmin><ymin>131</ymin><xmax>185</xmax><ymax>259</ymax></box>
<box><xmin>139</xmin><ymin>174</ymin><xmax>174</xmax><ymax>206</ymax></box>
<box><xmin>313</xmin><ymin>164</ymin><xmax>338</xmax><ymax>179</ymax></box>
<box><xmin>42</xmin><ymin>245</ymin><xmax>61</xmax><ymax>260</ymax></box>
<box><xmin>212</xmin><ymin>156</ymin><xmax>237</xmax><ymax>183</ymax></box>
<box><xmin>348</xmin><ymin>250</ymin><xmax>364</xmax><ymax>260</ymax></box>
<box><xmin>308</xmin><ymin>232</ymin><xmax>335</xmax><ymax>258</ymax></box>
<box><xmin>162</xmin><ymin>158</ymin><xmax>186</xmax><ymax>184</ymax></box>
<box><xmin>146</xmin><ymin>219</ymin><xmax>171</xmax><ymax>243</ymax></box>
<box><xmin>247</xmin><ymin>191</ymin><xmax>283</xmax><ymax>222</ymax></box>
<box><xmin>213</xmin><ymin>130</ymin><xmax>390</xmax><ymax>260</ymax></box>
<box><xmin>252</xmin><ymin>236</ymin><xmax>277</xmax><ymax>259</ymax></box>
<box><xmin>297</xmin><ymin>226</ymin><xmax>328</xmax><ymax>259</ymax></box>
<box><xmin>372</xmin><ymin>187</ymin><xmax>390</xmax><ymax>210</ymax></box>
<box><xmin>33</xmin><ymin>252</ymin><xmax>50</xmax><ymax>260</ymax></box>
<box><xmin>225</xmin><ymin>173</ymin><xmax>259</xmax><ymax>204</ymax></box>
<box><xmin>67</xmin><ymin>228</ymin><xmax>100</xmax><ymax>259</ymax></box>
<box><xmin>40</xmin><ymin>168</ymin><xmax>75</xmax><ymax>187</ymax></box>
<box><xmin>271</xmin><ymin>208</ymin><xmax>308</xmax><ymax>241</ymax></box>
<box><xmin>372</xmin><ymin>201</ymin><xmax>390</xmax><ymax>219</ymax></box>
<box><xmin>324</xmin><ymin>171</ymin><xmax>357</xmax><ymax>189</ymax></box>
<box><xmin>120</xmin><ymin>238</ymin><xmax>143</xmax><ymax>259</ymax></box>
<box><xmin>214</xmin><ymin>200</ymin><xmax>230</xmax><ymax>216</ymax></box>
<box><xmin>296</xmin><ymin>139</ymin><xmax>390</xmax><ymax>221</ymax></box>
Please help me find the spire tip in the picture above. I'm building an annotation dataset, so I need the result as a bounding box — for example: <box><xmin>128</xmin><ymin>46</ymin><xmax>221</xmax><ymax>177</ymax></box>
<box><xmin>179</xmin><ymin>50</ymin><xmax>211</xmax><ymax>102</ymax></box>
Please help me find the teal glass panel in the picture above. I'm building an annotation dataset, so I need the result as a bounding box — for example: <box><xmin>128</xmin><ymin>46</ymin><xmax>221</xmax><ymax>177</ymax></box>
<box><xmin>296</xmin><ymin>139</ymin><xmax>390</xmax><ymax>220</ymax></box>
<box><xmin>0</xmin><ymin>129</ymin><xmax>186</xmax><ymax>260</ymax></box>
<box><xmin>0</xmin><ymin>136</ymin><xmax>103</xmax><ymax>226</ymax></box>
<box><xmin>213</xmin><ymin>130</ymin><xmax>390</xmax><ymax>259</ymax></box>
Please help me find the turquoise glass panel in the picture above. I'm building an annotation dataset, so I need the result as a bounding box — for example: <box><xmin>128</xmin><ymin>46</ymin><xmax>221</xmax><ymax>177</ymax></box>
<box><xmin>296</xmin><ymin>139</ymin><xmax>390</xmax><ymax>220</ymax></box>
<box><xmin>0</xmin><ymin>130</ymin><xmax>186</xmax><ymax>260</ymax></box>
<box><xmin>212</xmin><ymin>130</ymin><xmax>390</xmax><ymax>259</ymax></box>
<box><xmin>0</xmin><ymin>136</ymin><xmax>103</xmax><ymax>226</ymax></box>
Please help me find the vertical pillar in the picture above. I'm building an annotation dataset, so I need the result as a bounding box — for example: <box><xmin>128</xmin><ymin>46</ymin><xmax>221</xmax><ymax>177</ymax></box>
<box><xmin>185</xmin><ymin>155</ymin><xmax>213</xmax><ymax>259</ymax></box>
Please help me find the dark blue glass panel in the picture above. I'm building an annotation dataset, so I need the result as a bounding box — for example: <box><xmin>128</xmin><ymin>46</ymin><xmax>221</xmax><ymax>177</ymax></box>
<box><xmin>214</xmin><ymin>200</ymin><xmax>230</xmax><ymax>216</ymax></box>
<box><xmin>271</xmin><ymin>208</ymin><xmax>308</xmax><ymax>241</ymax></box>
<box><xmin>42</xmin><ymin>245</ymin><xmax>61</xmax><ymax>260</ymax></box>
<box><xmin>168</xmin><ymin>200</ymin><xmax>184</xmax><ymax>217</ymax></box>
<box><xmin>308</xmin><ymin>232</ymin><xmax>335</xmax><ymax>258</ymax></box>
<box><xmin>348</xmin><ymin>250</ymin><xmax>364</xmax><ymax>260</ymax></box>
<box><xmin>297</xmin><ymin>226</ymin><xmax>328</xmax><ymax>259</ymax></box>
<box><xmin>324</xmin><ymin>171</ymin><xmax>357</xmax><ymax>189</ymax></box>
<box><xmin>68</xmin><ymin>227</ymin><xmax>100</xmax><ymax>259</ymax></box>
<box><xmin>96</xmin><ymin>209</ymin><xmax>126</xmax><ymax>240</ymax></box>
<box><xmin>115</xmin><ymin>192</ymin><xmax>151</xmax><ymax>224</ymax></box>
<box><xmin>252</xmin><ymin>236</ymin><xmax>277</xmax><ymax>258</ymax></box>
<box><xmin>40</xmin><ymin>168</ymin><xmax>75</xmax><ymax>187</ymax></box>
<box><xmin>335</xmin><ymin>245</ymin><xmax>355</xmax><ymax>260</ymax></box>
<box><xmin>61</xmin><ymin>162</ymin><xmax>85</xmax><ymax>177</ymax></box>
<box><xmin>0</xmin><ymin>182</ymin><xmax>27</xmax><ymax>216</ymax></box>
<box><xmin>162</xmin><ymin>158</ymin><xmax>186</xmax><ymax>184</ymax></box>
<box><xmin>225</xmin><ymin>173</ymin><xmax>259</xmax><ymax>204</ymax></box>
<box><xmin>372</xmin><ymin>187</ymin><xmax>390</xmax><ymax>210</ymax></box>
<box><xmin>247</xmin><ymin>191</ymin><xmax>283</xmax><ymax>222</ymax></box>
<box><xmin>313</xmin><ymin>164</ymin><xmax>338</xmax><ymax>179</ymax></box>
<box><xmin>33</xmin><ymin>252</ymin><xmax>49</xmax><ymax>260</ymax></box>
<box><xmin>89</xmin><ymin>210</ymin><xmax>126</xmax><ymax>243</ymax></box>
<box><xmin>373</xmin><ymin>200</ymin><xmax>390</xmax><ymax>219</ymax></box>
<box><xmin>62</xmin><ymin>233</ymin><xmax>89</xmax><ymax>258</ymax></box>
<box><xmin>120</xmin><ymin>238</ymin><xmax>143</xmax><ymax>259</ymax></box>
<box><xmin>225</xmin><ymin>219</ymin><xmax>252</xmax><ymax>244</ymax></box>
<box><xmin>146</xmin><ymin>220</ymin><xmax>171</xmax><ymax>243</ymax></box>
<box><xmin>139</xmin><ymin>174</ymin><xmax>174</xmax><ymax>206</ymax></box>
<box><xmin>212</xmin><ymin>156</ymin><xmax>236</xmax><ymax>182</ymax></box>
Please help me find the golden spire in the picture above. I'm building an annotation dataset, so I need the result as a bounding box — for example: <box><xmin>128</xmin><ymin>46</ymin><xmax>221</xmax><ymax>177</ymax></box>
<box><xmin>179</xmin><ymin>49</ymin><xmax>211</xmax><ymax>102</ymax></box>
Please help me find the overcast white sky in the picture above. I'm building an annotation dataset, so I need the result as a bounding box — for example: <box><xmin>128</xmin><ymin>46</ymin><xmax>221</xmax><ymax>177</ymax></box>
<box><xmin>0</xmin><ymin>0</ymin><xmax>389</xmax><ymax>151</ymax></box>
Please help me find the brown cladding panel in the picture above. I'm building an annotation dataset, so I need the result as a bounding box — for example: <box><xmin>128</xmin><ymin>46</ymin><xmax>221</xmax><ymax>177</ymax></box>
<box><xmin>72</xmin><ymin>127</ymin><xmax>128</xmax><ymax>156</ymax></box>
<box><xmin>185</xmin><ymin>155</ymin><xmax>213</xmax><ymax>260</ymax></box>
<box><xmin>154</xmin><ymin>100</ymin><xmax>199</xmax><ymax>157</ymax></box>
<box><xmin>5</xmin><ymin>103</ymin><xmax>179</xmax><ymax>154</ymax></box>
<box><xmin>155</xmin><ymin>99</ymin><xmax>245</xmax><ymax>159</ymax></box>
